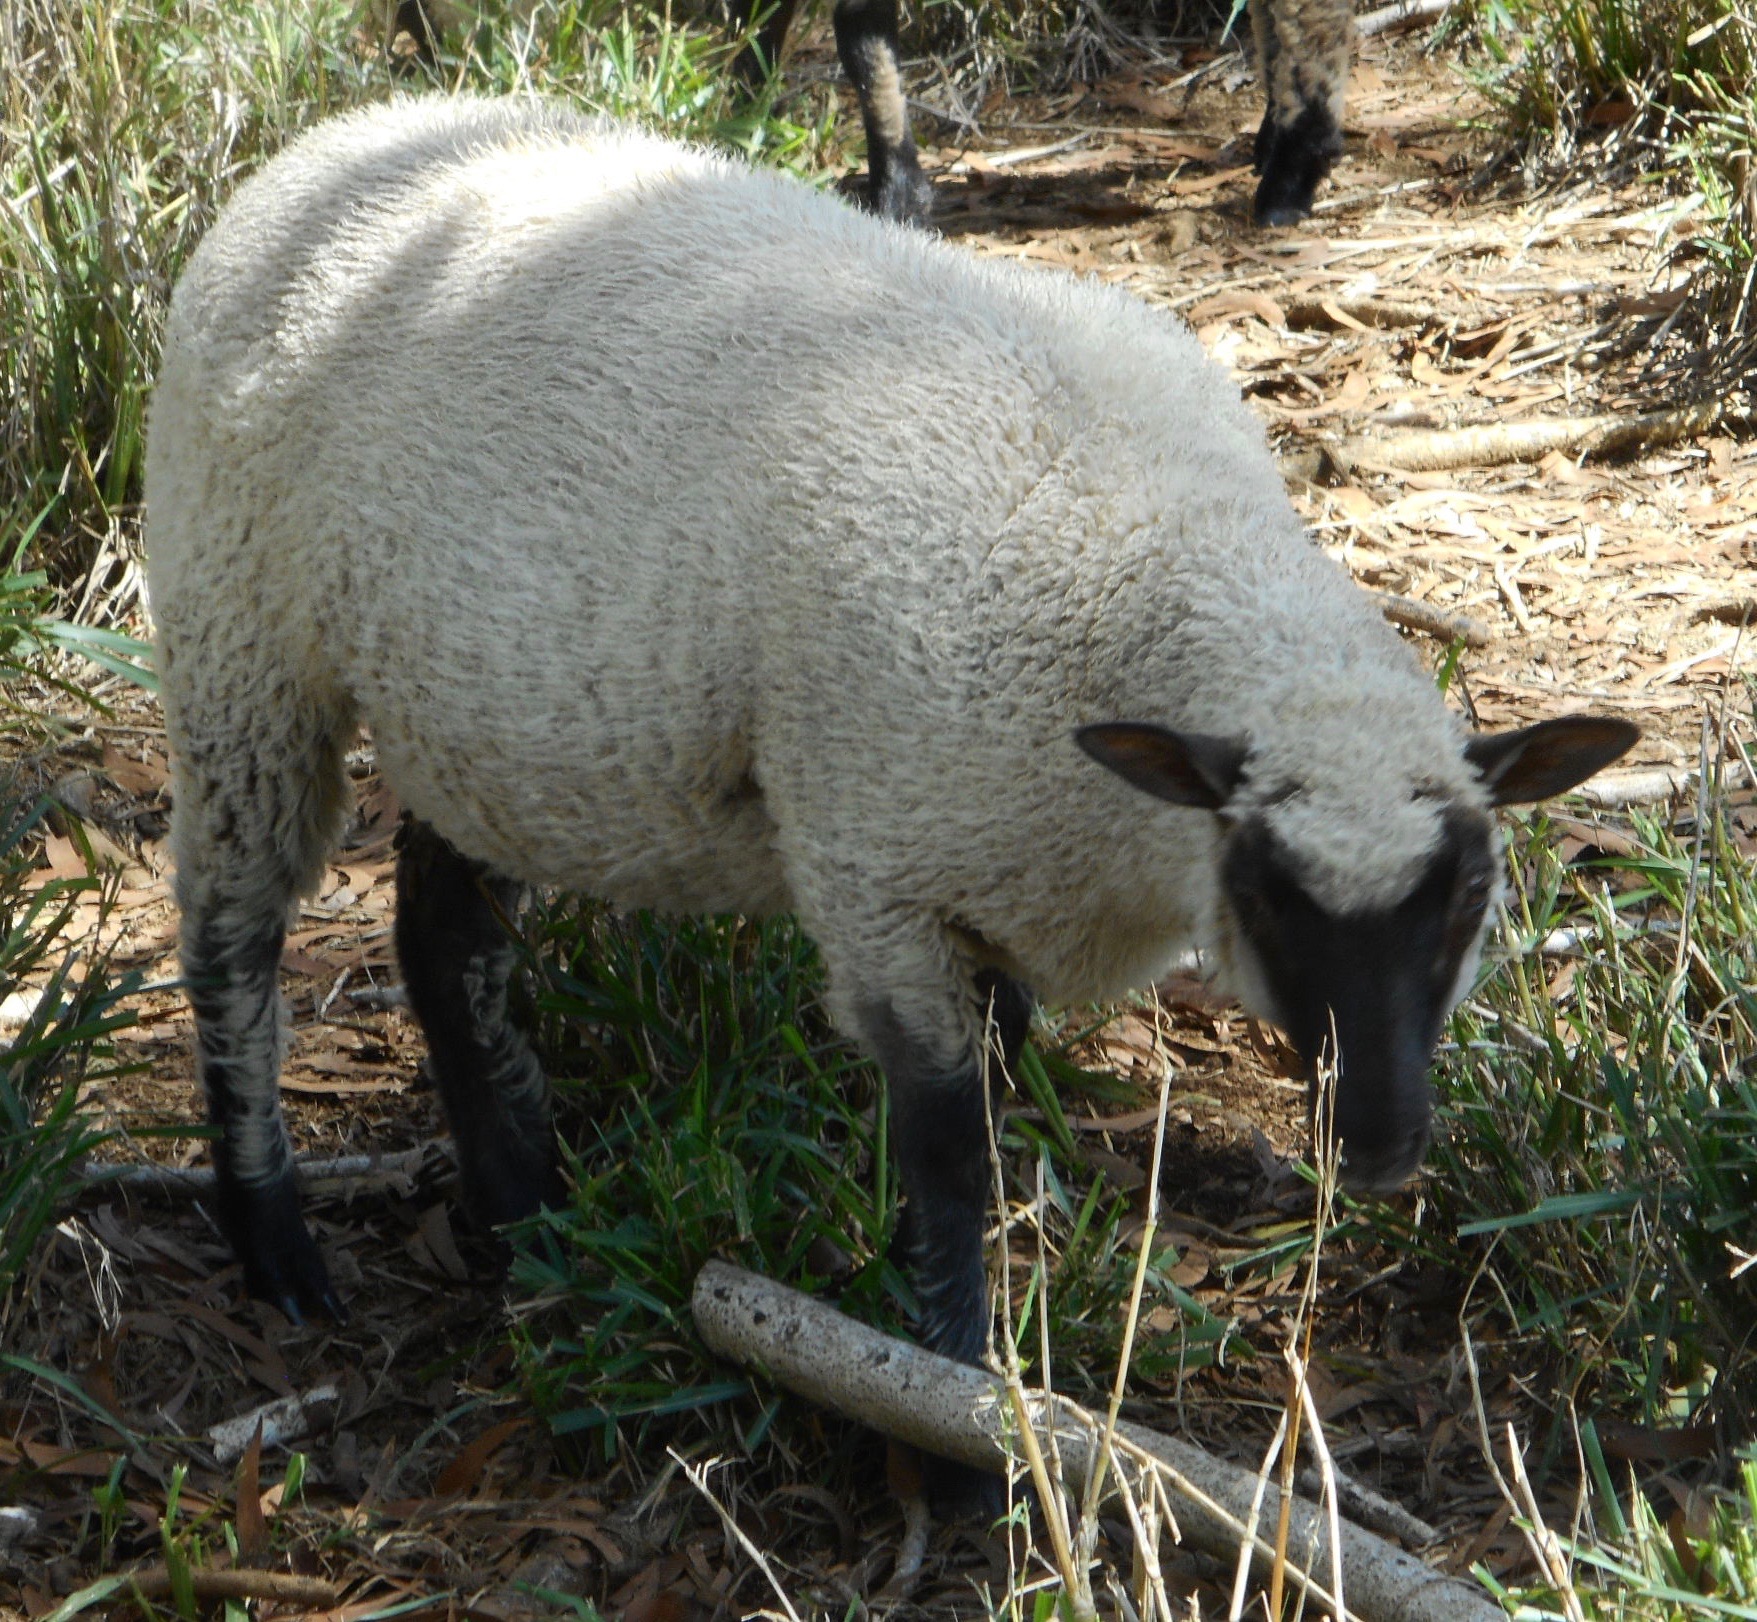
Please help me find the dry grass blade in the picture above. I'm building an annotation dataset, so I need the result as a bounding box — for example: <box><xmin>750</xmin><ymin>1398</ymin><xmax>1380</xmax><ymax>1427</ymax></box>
<box><xmin>670</xmin><ymin>1449</ymin><xmax>805</xmax><ymax>1622</ymax></box>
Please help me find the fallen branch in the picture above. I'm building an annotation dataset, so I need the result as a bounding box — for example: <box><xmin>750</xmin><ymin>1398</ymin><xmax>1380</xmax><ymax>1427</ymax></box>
<box><xmin>1286</xmin><ymin>295</ymin><xmax>1430</xmax><ymax>332</ymax></box>
<box><xmin>1299</xmin><ymin>1464</ymin><xmax>1440</xmax><ymax>1550</ymax></box>
<box><xmin>77</xmin><ymin>1144</ymin><xmax>446</xmax><ymax>1197</ymax></box>
<box><xmin>1326</xmin><ymin>400</ymin><xmax>1728</xmax><ymax>475</ymax></box>
<box><xmin>692</xmin><ymin>1262</ymin><xmax>1498</xmax><ymax>1622</ymax></box>
<box><xmin>209</xmin><ymin>1382</ymin><xmax>341</xmax><ymax>1465</ymax></box>
<box><xmin>120</xmin><ymin>1565</ymin><xmax>341</xmax><ymax>1606</ymax></box>
<box><xmin>1358</xmin><ymin>0</ymin><xmax>1451</xmax><ymax>36</ymax></box>
<box><xmin>1373</xmin><ymin>591</ymin><xmax>1491</xmax><ymax>648</ymax></box>
<box><xmin>1574</xmin><ymin>760</ymin><xmax>1752</xmax><ymax>810</ymax></box>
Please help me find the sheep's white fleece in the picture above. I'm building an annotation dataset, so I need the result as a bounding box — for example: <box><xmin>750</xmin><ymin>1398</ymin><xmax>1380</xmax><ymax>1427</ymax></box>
<box><xmin>147</xmin><ymin>96</ymin><xmax>1486</xmax><ymax>1072</ymax></box>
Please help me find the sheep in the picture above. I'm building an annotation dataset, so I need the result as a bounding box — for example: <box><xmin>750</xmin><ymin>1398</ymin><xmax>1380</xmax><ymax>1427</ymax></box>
<box><xmin>378</xmin><ymin>0</ymin><xmax>1348</xmax><ymax>227</ymax></box>
<box><xmin>146</xmin><ymin>97</ymin><xmax>1634</xmax><ymax>1406</ymax></box>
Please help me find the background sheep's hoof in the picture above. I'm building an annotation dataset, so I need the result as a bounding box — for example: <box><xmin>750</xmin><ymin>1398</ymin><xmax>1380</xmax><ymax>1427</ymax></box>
<box><xmin>869</xmin><ymin>162</ymin><xmax>935</xmax><ymax>228</ymax></box>
<box><xmin>221</xmin><ymin>1170</ymin><xmax>346</xmax><ymax>1324</ymax></box>
<box><xmin>1251</xmin><ymin>114</ymin><xmax>1341</xmax><ymax>227</ymax></box>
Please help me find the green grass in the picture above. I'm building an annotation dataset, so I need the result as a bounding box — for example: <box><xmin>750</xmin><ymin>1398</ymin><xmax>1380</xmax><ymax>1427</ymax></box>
<box><xmin>1430</xmin><ymin>793</ymin><xmax>1757</xmax><ymax>1434</ymax></box>
<box><xmin>1357</xmin><ymin>776</ymin><xmax>1757</xmax><ymax>1618</ymax></box>
<box><xmin>1475</xmin><ymin>0</ymin><xmax>1757</xmax><ymax>340</ymax></box>
<box><xmin>502</xmin><ymin>899</ymin><xmax>1241</xmax><ymax>1475</ymax></box>
<box><xmin>0</xmin><ymin>0</ymin><xmax>834</xmax><ymax>597</ymax></box>
<box><xmin>0</xmin><ymin>798</ymin><xmax>137</xmax><ymax>1309</ymax></box>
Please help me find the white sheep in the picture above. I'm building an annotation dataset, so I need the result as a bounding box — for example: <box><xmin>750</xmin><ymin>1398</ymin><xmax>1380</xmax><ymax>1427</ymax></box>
<box><xmin>146</xmin><ymin>98</ymin><xmax>1632</xmax><ymax>1404</ymax></box>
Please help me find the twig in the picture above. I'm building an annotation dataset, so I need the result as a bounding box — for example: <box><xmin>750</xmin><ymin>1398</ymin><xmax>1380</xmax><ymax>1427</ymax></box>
<box><xmin>1325</xmin><ymin>399</ymin><xmax>1730</xmax><ymax>475</ymax></box>
<box><xmin>1505</xmin><ymin>1426</ymin><xmax>1587</xmax><ymax>1622</ymax></box>
<box><xmin>1286</xmin><ymin>295</ymin><xmax>1430</xmax><ymax>332</ymax></box>
<box><xmin>985</xmin><ymin>134</ymin><xmax>1091</xmax><ymax>168</ymax></box>
<box><xmin>693</xmin><ymin>1262</ymin><xmax>1502</xmax><ymax>1622</ymax></box>
<box><xmin>119</xmin><ymin>1565</ymin><xmax>341</xmax><ymax>1606</ymax></box>
<box><xmin>881</xmin><ymin>1494</ymin><xmax>933</xmax><ymax>1598</ymax></box>
<box><xmin>1576</xmin><ymin>760</ymin><xmax>1752</xmax><ymax>810</ymax></box>
<box><xmin>1374</xmin><ymin>591</ymin><xmax>1491</xmax><ymax>649</ymax></box>
<box><xmin>1296</xmin><ymin>1466</ymin><xmax>1440</xmax><ymax>1549</ymax></box>
<box><xmin>1357</xmin><ymin>0</ymin><xmax>1451</xmax><ymax>36</ymax></box>
<box><xmin>209</xmin><ymin>1383</ymin><xmax>340</xmax><ymax>1466</ymax></box>
<box><xmin>76</xmin><ymin>1144</ymin><xmax>447</xmax><ymax>1196</ymax></box>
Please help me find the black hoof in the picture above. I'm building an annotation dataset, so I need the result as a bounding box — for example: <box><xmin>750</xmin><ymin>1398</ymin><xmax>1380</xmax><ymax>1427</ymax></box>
<box><xmin>219</xmin><ymin>1171</ymin><xmax>346</xmax><ymax>1323</ymax></box>
<box><xmin>1250</xmin><ymin>178</ymin><xmax>1321</xmax><ymax>228</ymax></box>
<box><xmin>453</xmin><ymin>1128</ymin><xmax>564</xmax><ymax>1236</ymax></box>
<box><xmin>870</xmin><ymin>162</ymin><xmax>935</xmax><ymax>228</ymax></box>
<box><xmin>923</xmin><ymin>1453</ymin><xmax>1012</xmax><ymax>1524</ymax></box>
<box><xmin>1253</xmin><ymin>191</ymin><xmax>1315</xmax><ymax>228</ymax></box>
<box><xmin>1251</xmin><ymin>107</ymin><xmax>1341</xmax><ymax>228</ymax></box>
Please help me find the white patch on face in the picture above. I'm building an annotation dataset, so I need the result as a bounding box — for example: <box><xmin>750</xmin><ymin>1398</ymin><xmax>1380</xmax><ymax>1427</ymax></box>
<box><xmin>1209</xmin><ymin>894</ymin><xmax>1286</xmax><ymax>1029</ymax></box>
<box><xmin>1261</xmin><ymin>786</ymin><xmax>1446</xmax><ymax>915</ymax></box>
<box><xmin>1438</xmin><ymin>827</ymin><xmax>1507</xmax><ymax>1017</ymax></box>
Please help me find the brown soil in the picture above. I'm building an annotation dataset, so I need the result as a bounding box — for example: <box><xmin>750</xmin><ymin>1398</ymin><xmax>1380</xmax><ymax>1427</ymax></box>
<box><xmin>4</xmin><ymin>21</ymin><xmax>1751</xmax><ymax>1621</ymax></box>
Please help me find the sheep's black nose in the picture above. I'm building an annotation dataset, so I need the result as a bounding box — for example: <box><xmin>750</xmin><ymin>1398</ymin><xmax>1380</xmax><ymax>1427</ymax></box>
<box><xmin>1337</xmin><ymin>1123</ymin><xmax>1431</xmax><ymax>1195</ymax></box>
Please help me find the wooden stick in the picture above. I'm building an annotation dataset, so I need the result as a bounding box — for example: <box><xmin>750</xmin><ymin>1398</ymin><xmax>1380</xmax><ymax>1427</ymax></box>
<box><xmin>1286</xmin><ymin>295</ymin><xmax>1430</xmax><ymax>332</ymax></box>
<box><xmin>209</xmin><ymin>1383</ymin><xmax>341</xmax><ymax>1466</ymax></box>
<box><xmin>1357</xmin><ymin>0</ymin><xmax>1451</xmax><ymax>36</ymax></box>
<box><xmin>1373</xmin><ymin>591</ymin><xmax>1491</xmax><ymax>648</ymax></box>
<box><xmin>1574</xmin><ymin>761</ymin><xmax>1752</xmax><ymax>809</ymax></box>
<box><xmin>1328</xmin><ymin>400</ymin><xmax>1728</xmax><ymax>475</ymax></box>
<box><xmin>120</xmin><ymin>1565</ymin><xmax>341</xmax><ymax>1606</ymax></box>
<box><xmin>76</xmin><ymin>1144</ymin><xmax>446</xmax><ymax>1197</ymax></box>
<box><xmin>692</xmin><ymin>1262</ymin><xmax>1501</xmax><ymax>1622</ymax></box>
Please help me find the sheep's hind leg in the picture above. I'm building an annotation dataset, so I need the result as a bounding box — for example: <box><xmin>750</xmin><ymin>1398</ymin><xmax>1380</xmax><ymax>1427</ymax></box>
<box><xmin>1250</xmin><ymin>0</ymin><xmax>1351</xmax><ymax>226</ymax></box>
<box><xmin>394</xmin><ymin>818</ymin><xmax>561</xmax><ymax>1240</ymax></box>
<box><xmin>172</xmin><ymin>702</ymin><xmax>354</xmax><ymax>1322</ymax></box>
<box><xmin>184</xmin><ymin>907</ymin><xmax>342</xmax><ymax>1321</ymax></box>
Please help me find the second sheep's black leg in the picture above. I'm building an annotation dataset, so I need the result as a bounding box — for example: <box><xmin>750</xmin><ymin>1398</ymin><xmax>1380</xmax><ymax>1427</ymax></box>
<box><xmin>1249</xmin><ymin>0</ymin><xmax>1351</xmax><ymax>226</ymax></box>
<box><xmin>394</xmin><ymin>817</ymin><xmax>562</xmax><ymax>1237</ymax></box>
<box><xmin>832</xmin><ymin>0</ymin><xmax>934</xmax><ymax>225</ymax></box>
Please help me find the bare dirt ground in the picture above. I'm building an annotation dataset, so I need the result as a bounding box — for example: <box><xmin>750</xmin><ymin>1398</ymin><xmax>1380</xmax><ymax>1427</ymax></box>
<box><xmin>4</xmin><ymin>21</ymin><xmax>1753</xmax><ymax>1620</ymax></box>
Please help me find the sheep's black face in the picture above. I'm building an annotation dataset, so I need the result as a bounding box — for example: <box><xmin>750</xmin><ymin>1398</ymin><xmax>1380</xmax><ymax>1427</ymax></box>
<box><xmin>1076</xmin><ymin>713</ymin><xmax>1638</xmax><ymax>1190</ymax></box>
<box><xmin>1220</xmin><ymin>807</ymin><xmax>1496</xmax><ymax>1192</ymax></box>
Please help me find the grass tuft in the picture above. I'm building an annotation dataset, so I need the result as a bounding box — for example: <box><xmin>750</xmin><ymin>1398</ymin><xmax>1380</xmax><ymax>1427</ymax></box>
<box><xmin>1475</xmin><ymin>0</ymin><xmax>1757</xmax><ymax>342</ymax></box>
<box><xmin>0</xmin><ymin>798</ymin><xmax>137</xmax><ymax>1314</ymax></box>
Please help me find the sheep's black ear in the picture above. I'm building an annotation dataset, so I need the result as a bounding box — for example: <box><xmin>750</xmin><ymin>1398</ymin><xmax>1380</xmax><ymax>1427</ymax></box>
<box><xmin>1076</xmin><ymin>723</ymin><xmax>1247</xmax><ymax>811</ymax></box>
<box><xmin>1465</xmin><ymin>716</ymin><xmax>1639</xmax><ymax>806</ymax></box>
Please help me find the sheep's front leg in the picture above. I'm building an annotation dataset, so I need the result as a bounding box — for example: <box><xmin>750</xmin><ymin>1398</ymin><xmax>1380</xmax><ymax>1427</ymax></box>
<box><xmin>862</xmin><ymin>969</ymin><xmax>1031</xmax><ymax>1361</ymax></box>
<box><xmin>858</xmin><ymin>969</ymin><xmax>1031</xmax><ymax>1512</ymax></box>
<box><xmin>832</xmin><ymin>0</ymin><xmax>933</xmax><ymax>225</ymax></box>
<box><xmin>394</xmin><ymin>819</ymin><xmax>562</xmax><ymax>1236</ymax></box>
